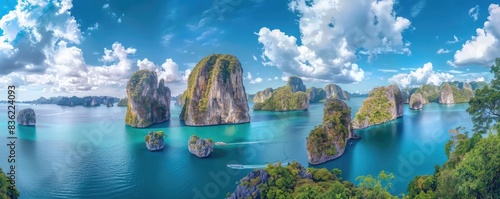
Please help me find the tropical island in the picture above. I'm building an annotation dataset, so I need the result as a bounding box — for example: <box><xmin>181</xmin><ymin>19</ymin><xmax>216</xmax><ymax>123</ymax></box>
<box><xmin>144</xmin><ymin>131</ymin><xmax>165</xmax><ymax>151</ymax></box>
<box><xmin>18</xmin><ymin>96</ymin><xmax>119</xmax><ymax>107</ymax></box>
<box><xmin>352</xmin><ymin>85</ymin><xmax>404</xmax><ymax>129</ymax></box>
<box><xmin>125</xmin><ymin>69</ymin><xmax>171</xmax><ymax>128</ymax></box>
<box><xmin>253</xmin><ymin>76</ymin><xmax>309</xmax><ymax>111</ymax></box>
<box><xmin>306</xmin><ymin>98</ymin><xmax>359</xmax><ymax>165</ymax></box>
<box><xmin>179</xmin><ymin>54</ymin><xmax>250</xmax><ymax>126</ymax></box>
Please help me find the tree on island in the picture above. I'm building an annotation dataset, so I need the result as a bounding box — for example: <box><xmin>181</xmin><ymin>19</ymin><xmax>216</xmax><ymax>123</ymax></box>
<box><xmin>467</xmin><ymin>58</ymin><xmax>500</xmax><ymax>134</ymax></box>
<box><xmin>0</xmin><ymin>168</ymin><xmax>20</xmax><ymax>199</ymax></box>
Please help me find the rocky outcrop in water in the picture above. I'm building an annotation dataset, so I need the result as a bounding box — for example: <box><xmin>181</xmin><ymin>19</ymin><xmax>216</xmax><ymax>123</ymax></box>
<box><xmin>253</xmin><ymin>77</ymin><xmax>309</xmax><ymax>111</ymax></box>
<box><xmin>82</xmin><ymin>96</ymin><xmax>100</xmax><ymax>107</ymax></box>
<box><xmin>352</xmin><ymin>85</ymin><xmax>404</xmax><ymax>129</ymax></box>
<box><xmin>324</xmin><ymin>84</ymin><xmax>350</xmax><ymax>100</ymax></box>
<box><xmin>180</xmin><ymin>54</ymin><xmax>250</xmax><ymax>126</ymax></box>
<box><xmin>174</xmin><ymin>94</ymin><xmax>183</xmax><ymax>106</ymax></box>
<box><xmin>253</xmin><ymin>88</ymin><xmax>274</xmax><ymax>103</ymax></box>
<box><xmin>438</xmin><ymin>83</ymin><xmax>455</xmax><ymax>104</ymax></box>
<box><xmin>144</xmin><ymin>131</ymin><xmax>165</xmax><ymax>151</ymax></box>
<box><xmin>306</xmin><ymin>99</ymin><xmax>358</xmax><ymax>165</ymax></box>
<box><xmin>306</xmin><ymin>87</ymin><xmax>327</xmax><ymax>103</ymax></box>
<box><xmin>125</xmin><ymin>70</ymin><xmax>171</xmax><ymax>128</ymax></box>
<box><xmin>105</xmin><ymin>98</ymin><xmax>114</xmax><ymax>107</ymax></box>
<box><xmin>188</xmin><ymin>135</ymin><xmax>214</xmax><ymax>158</ymax></box>
<box><xmin>17</xmin><ymin>108</ymin><xmax>36</xmax><ymax>126</ymax></box>
<box><xmin>117</xmin><ymin>98</ymin><xmax>128</xmax><ymax>107</ymax></box>
<box><xmin>409</xmin><ymin>93</ymin><xmax>425</xmax><ymax>110</ymax></box>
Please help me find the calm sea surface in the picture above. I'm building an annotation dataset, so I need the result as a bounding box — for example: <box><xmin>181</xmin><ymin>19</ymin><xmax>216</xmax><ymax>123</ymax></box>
<box><xmin>0</xmin><ymin>98</ymin><xmax>473</xmax><ymax>198</ymax></box>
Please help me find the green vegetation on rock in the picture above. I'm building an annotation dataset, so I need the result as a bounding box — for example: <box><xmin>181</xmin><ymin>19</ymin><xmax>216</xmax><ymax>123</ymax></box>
<box><xmin>180</xmin><ymin>54</ymin><xmax>250</xmax><ymax>126</ymax></box>
<box><xmin>226</xmin><ymin>161</ymin><xmax>398</xmax><ymax>199</ymax></box>
<box><xmin>253</xmin><ymin>77</ymin><xmax>309</xmax><ymax>111</ymax></box>
<box><xmin>306</xmin><ymin>99</ymin><xmax>354</xmax><ymax>164</ymax></box>
<box><xmin>352</xmin><ymin>85</ymin><xmax>403</xmax><ymax>128</ymax></box>
<box><xmin>117</xmin><ymin>98</ymin><xmax>128</xmax><ymax>107</ymax></box>
<box><xmin>0</xmin><ymin>168</ymin><xmax>19</xmax><ymax>199</ymax></box>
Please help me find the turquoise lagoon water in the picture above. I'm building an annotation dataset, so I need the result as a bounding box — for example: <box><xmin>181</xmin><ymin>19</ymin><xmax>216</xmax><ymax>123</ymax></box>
<box><xmin>0</xmin><ymin>98</ymin><xmax>473</xmax><ymax>199</ymax></box>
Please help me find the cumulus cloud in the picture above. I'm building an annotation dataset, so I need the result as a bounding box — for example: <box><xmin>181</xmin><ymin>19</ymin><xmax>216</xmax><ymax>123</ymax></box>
<box><xmin>0</xmin><ymin>0</ymin><xmax>190</xmax><ymax>93</ymax></box>
<box><xmin>0</xmin><ymin>0</ymin><xmax>82</xmax><ymax>75</ymax></box>
<box><xmin>257</xmin><ymin>0</ymin><xmax>411</xmax><ymax>83</ymax></box>
<box><xmin>449</xmin><ymin>4</ymin><xmax>500</xmax><ymax>67</ymax></box>
<box><xmin>474</xmin><ymin>77</ymin><xmax>485</xmax><ymax>82</ymax></box>
<box><xmin>469</xmin><ymin>5</ymin><xmax>479</xmax><ymax>21</ymax></box>
<box><xmin>388</xmin><ymin>62</ymin><xmax>454</xmax><ymax>88</ymax></box>
<box><xmin>246</xmin><ymin>72</ymin><xmax>263</xmax><ymax>84</ymax></box>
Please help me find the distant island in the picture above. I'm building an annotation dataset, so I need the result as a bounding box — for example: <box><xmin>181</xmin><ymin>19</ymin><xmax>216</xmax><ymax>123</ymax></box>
<box><xmin>253</xmin><ymin>76</ymin><xmax>309</xmax><ymax>111</ymax></box>
<box><xmin>352</xmin><ymin>85</ymin><xmax>404</xmax><ymax>129</ymax></box>
<box><xmin>14</xmin><ymin>96</ymin><xmax>120</xmax><ymax>107</ymax></box>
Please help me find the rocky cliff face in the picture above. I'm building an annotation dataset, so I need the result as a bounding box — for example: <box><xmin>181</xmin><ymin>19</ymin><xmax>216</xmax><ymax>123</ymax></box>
<box><xmin>17</xmin><ymin>108</ymin><xmax>36</xmax><ymax>126</ymax></box>
<box><xmin>188</xmin><ymin>135</ymin><xmax>214</xmax><ymax>158</ymax></box>
<box><xmin>288</xmin><ymin>76</ymin><xmax>306</xmax><ymax>92</ymax></box>
<box><xmin>253</xmin><ymin>88</ymin><xmax>274</xmax><ymax>103</ymax></box>
<box><xmin>180</xmin><ymin>54</ymin><xmax>250</xmax><ymax>126</ymax></box>
<box><xmin>352</xmin><ymin>85</ymin><xmax>404</xmax><ymax>129</ymax></box>
<box><xmin>144</xmin><ymin>131</ymin><xmax>165</xmax><ymax>151</ymax></box>
<box><xmin>409</xmin><ymin>93</ymin><xmax>425</xmax><ymax>110</ymax></box>
<box><xmin>306</xmin><ymin>87</ymin><xmax>327</xmax><ymax>103</ymax></box>
<box><xmin>306</xmin><ymin>99</ymin><xmax>357</xmax><ymax>165</ymax></box>
<box><xmin>438</xmin><ymin>83</ymin><xmax>455</xmax><ymax>104</ymax></box>
<box><xmin>125</xmin><ymin>70</ymin><xmax>171</xmax><ymax>128</ymax></box>
<box><xmin>324</xmin><ymin>84</ymin><xmax>350</xmax><ymax>100</ymax></box>
<box><xmin>253</xmin><ymin>77</ymin><xmax>309</xmax><ymax>111</ymax></box>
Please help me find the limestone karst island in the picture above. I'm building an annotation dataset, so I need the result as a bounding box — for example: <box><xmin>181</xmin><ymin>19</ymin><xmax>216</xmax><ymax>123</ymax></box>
<box><xmin>1</xmin><ymin>1</ymin><xmax>499</xmax><ymax>199</ymax></box>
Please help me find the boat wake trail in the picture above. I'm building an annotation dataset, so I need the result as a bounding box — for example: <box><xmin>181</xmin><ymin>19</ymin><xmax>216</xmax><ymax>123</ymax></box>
<box><xmin>227</xmin><ymin>161</ymin><xmax>291</xmax><ymax>169</ymax></box>
<box><xmin>225</xmin><ymin>140</ymin><xmax>274</xmax><ymax>146</ymax></box>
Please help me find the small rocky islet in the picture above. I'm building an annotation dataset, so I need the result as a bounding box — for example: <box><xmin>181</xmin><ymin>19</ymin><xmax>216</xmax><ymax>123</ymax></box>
<box><xmin>17</xmin><ymin>108</ymin><xmax>36</xmax><ymax>127</ymax></box>
<box><xmin>188</xmin><ymin>135</ymin><xmax>214</xmax><ymax>158</ymax></box>
<box><xmin>144</xmin><ymin>131</ymin><xmax>165</xmax><ymax>151</ymax></box>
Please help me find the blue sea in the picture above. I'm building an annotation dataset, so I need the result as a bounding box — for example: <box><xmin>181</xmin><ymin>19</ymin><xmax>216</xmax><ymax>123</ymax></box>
<box><xmin>0</xmin><ymin>98</ymin><xmax>473</xmax><ymax>198</ymax></box>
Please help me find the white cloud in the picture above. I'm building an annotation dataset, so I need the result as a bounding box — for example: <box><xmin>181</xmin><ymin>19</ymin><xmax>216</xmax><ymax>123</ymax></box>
<box><xmin>377</xmin><ymin>69</ymin><xmax>399</xmax><ymax>73</ymax></box>
<box><xmin>87</xmin><ymin>23</ymin><xmax>99</xmax><ymax>31</ymax></box>
<box><xmin>196</xmin><ymin>27</ymin><xmax>218</xmax><ymax>41</ymax></box>
<box><xmin>436</xmin><ymin>48</ymin><xmax>450</xmax><ymax>54</ymax></box>
<box><xmin>469</xmin><ymin>5</ymin><xmax>479</xmax><ymax>21</ymax></box>
<box><xmin>252</xmin><ymin>54</ymin><xmax>257</xmax><ymax>61</ymax></box>
<box><xmin>388</xmin><ymin>62</ymin><xmax>454</xmax><ymax>88</ymax></box>
<box><xmin>246</xmin><ymin>72</ymin><xmax>263</xmax><ymax>84</ymax></box>
<box><xmin>446</xmin><ymin>35</ymin><xmax>459</xmax><ymax>44</ymax></box>
<box><xmin>274</xmin><ymin>76</ymin><xmax>278</xmax><ymax>80</ymax></box>
<box><xmin>0</xmin><ymin>0</ymin><xmax>82</xmax><ymax>75</ymax></box>
<box><xmin>474</xmin><ymin>77</ymin><xmax>485</xmax><ymax>82</ymax></box>
<box><xmin>257</xmin><ymin>0</ymin><xmax>411</xmax><ymax>83</ymax></box>
<box><xmin>411</xmin><ymin>0</ymin><xmax>426</xmax><ymax>17</ymax></box>
<box><xmin>137</xmin><ymin>58</ymin><xmax>156</xmax><ymax>71</ymax></box>
<box><xmin>449</xmin><ymin>4</ymin><xmax>500</xmax><ymax>67</ymax></box>
<box><xmin>103</xmin><ymin>3</ymin><xmax>109</xmax><ymax>9</ymax></box>
<box><xmin>448</xmin><ymin>70</ymin><xmax>464</xmax><ymax>74</ymax></box>
<box><xmin>161</xmin><ymin>34</ymin><xmax>174</xmax><ymax>46</ymax></box>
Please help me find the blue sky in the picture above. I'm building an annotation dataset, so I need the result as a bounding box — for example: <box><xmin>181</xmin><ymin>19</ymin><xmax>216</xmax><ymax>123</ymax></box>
<box><xmin>0</xmin><ymin>0</ymin><xmax>499</xmax><ymax>100</ymax></box>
